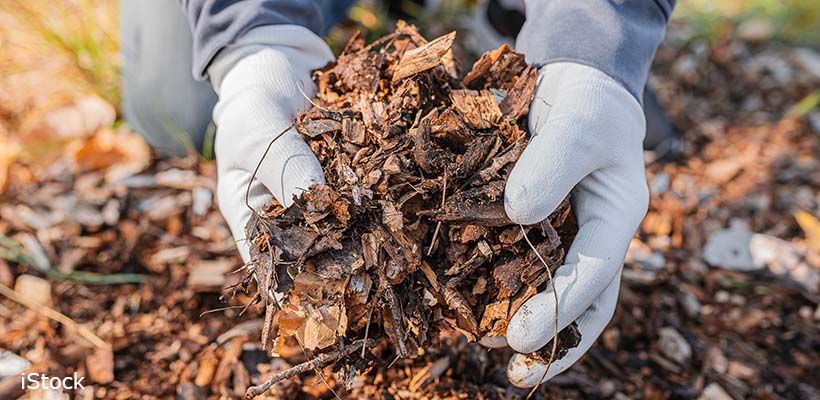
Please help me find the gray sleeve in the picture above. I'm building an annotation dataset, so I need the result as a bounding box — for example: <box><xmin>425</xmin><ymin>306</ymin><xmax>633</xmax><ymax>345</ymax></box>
<box><xmin>180</xmin><ymin>0</ymin><xmax>324</xmax><ymax>81</ymax></box>
<box><xmin>516</xmin><ymin>1</ymin><xmax>675</xmax><ymax>103</ymax></box>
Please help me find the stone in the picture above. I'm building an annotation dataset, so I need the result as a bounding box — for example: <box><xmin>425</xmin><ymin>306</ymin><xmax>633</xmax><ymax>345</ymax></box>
<box><xmin>192</xmin><ymin>187</ymin><xmax>212</xmax><ymax>216</ymax></box>
<box><xmin>699</xmin><ymin>383</ymin><xmax>733</xmax><ymax>400</ymax></box>
<box><xmin>705</xmin><ymin>157</ymin><xmax>744</xmax><ymax>184</ymax></box>
<box><xmin>14</xmin><ymin>274</ymin><xmax>52</xmax><ymax>306</ymax></box>
<box><xmin>737</xmin><ymin>18</ymin><xmax>773</xmax><ymax>43</ymax></box>
<box><xmin>0</xmin><ymin>349</ymin><xmax>31</xmax><ymax>377</ymax></box>
<box><xmin>703</xmin><ymin>220</ymin><xmax>757</xmax><ymax>271</ymax></box>
<box><xmin>703</xmin><ymin>347</ymin><xmax>728</xmax><ymax>374</ymax></box>
<box><xmin>793</xmin><ymin>48</ymin><xmax>820</xmax><ymax>79</ymax></box>
<box><xmin>658</xmin><ymin>327</ymin><xmax>691</xmax><ymax>364</ymax></box>
<box><xmin>650</xmin><ymin>172</ymin><xmax>670</xmax><ymax>194</ymax></box>
<box><xmin>626</xmin><ymin>239</ymin><xmax>666</xmax><ymax>271</ymax></box>
<box><xmin>623</xmin><ymin>268</ymin><xmax>658</xmax><ymax>285</ymax></box>
<box><xmin>727</xmin><ymin>361</ymin><xmax>757</xmax><ymax>381</ymax></box>
<box><xmin>750</xmin><ymin>234</ymin><xmax>819</xmax><ymax>294</ymax></box>
<box><xmin>187</xmin><ymin>259</ymin><xmax>233</xmax><ymax>291</ymax></box>
<box><xmin>679</xmin><ymin>289</ymin><xmax>701</xmax><ymax>318</ymax></box>
<box><xmin>85</xmin><ymin>348</ymin><xmax>115</xmax><ymax>384</ymax></box>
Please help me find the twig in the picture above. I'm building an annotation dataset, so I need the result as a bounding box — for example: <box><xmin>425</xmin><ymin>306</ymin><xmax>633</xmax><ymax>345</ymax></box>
<box><xmin>199</xmin><ymin>305</ymin><xmax>245</xmax><ymax>317</ymax></box>
<box><xmin>245</xmin><ymin>339</ymin><xmax>372</xmax><ymax>399</ymax></box>
<box><xmin>427</xmin><ymin>171</ymin><xmax>447</xmax><ymax>256</ymax></box>
<box><xmin>520</xmin><ymin>225</ymin><xmax>559</xmax><ymax>399</ymax></box>
<box><xmin>0</xmin><ymin>283</ymin><xmax>110</xmax><ymax>351</ymax></box>
<box><xmin>296</xmin><ymin>81</ymin><xmax>332</xmax><ymax>112</ymax></box>
<box><xmin>361</xmin><ymin>305</ymin><xmax>375</xmax><ymax>359</ymax></box>
<box><xmin>245</xmin><ymin>123</ymin><xmax>295</xmax><ymax>217</ymax></box>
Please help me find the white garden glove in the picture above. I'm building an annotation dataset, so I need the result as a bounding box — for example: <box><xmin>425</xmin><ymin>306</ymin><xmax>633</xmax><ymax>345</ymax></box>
<box><xmin>502</xmin><ymin>62</ymin><xmax>649</xmax><ymax>386</ymax></box>
<box><xmin>209</xmin><ymin>26</ymin><xmax>334</xmax><ymax>261</ymax></box>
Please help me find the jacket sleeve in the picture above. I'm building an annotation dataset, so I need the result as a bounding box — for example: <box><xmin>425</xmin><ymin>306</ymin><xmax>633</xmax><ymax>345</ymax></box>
<box><xmin>180</xmin><ymin>0</ymin><xmax>324</xmax><ymax>81</ymax></box>
<box><xmin>516</xmin><ymin>1</ymin><xmax>675</xmax><ymax>103</ymax></box>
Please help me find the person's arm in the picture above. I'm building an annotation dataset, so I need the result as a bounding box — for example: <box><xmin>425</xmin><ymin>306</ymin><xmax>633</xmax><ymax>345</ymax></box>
<box><xmin>516</xmin><ymin>1</ymin><xmax>675</xmax><ymax>103</ymax></box>
<box><xmin>501</xmin><ymin>1</ymin><xmax>675</xmax><ymax>386</ymax></box>
<box><xmin>178</xmin><ymin>0</ymin><xmax>334</xmax><ymax>261</ymax></box>
<box><xmin>179</xmin><ymin>0</ymin><xmax>325</xmax><ymax>81</ymax></box>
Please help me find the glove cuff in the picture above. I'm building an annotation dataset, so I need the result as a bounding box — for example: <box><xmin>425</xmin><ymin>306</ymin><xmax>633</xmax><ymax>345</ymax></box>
<box><xmin>207</xmin><ymin>25</ymin><xmax>334</xmax><ymax>94</ymax></box>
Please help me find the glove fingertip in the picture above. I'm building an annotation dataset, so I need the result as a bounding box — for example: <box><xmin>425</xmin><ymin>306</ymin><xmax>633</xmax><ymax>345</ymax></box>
<box><xmin>504</xmin><ymin>179</ymin><xmax>546</xmax><ymax>225</ymax></box>
<box><xmin>506</xmin><ymin>292</ymin><xmax>552</xmax><ymax>353</ymax></box>
<box><xmin>507</xmin><ymin>354</ymin><xmax>547</xmax><ymax>388</ymax></box>
<box><xmin>279</xmin><ymin>168</ymin><xmax>325</xmax><ymax>208</ymax></box>
<box><xmin>504</xmin><ymin>170</ymin><xmax>565</xmax><ymax>225</ymax></box>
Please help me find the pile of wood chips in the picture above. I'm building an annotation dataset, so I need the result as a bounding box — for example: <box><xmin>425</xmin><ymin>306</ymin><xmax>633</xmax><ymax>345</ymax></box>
<box><xmin>238</xmin><ymin>22</ymin><xmax>580</xmax><ymax>392</ymax></box>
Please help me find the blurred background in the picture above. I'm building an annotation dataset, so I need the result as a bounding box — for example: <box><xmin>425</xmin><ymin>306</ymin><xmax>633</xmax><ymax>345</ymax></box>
<box><xmin>0</xmin><ymin>0</ymin><xmax>818</xmax><ymax>399</ymax></box>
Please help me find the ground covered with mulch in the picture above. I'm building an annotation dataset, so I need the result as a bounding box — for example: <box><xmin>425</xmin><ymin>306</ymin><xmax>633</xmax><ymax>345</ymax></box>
<box><xmin>1</xmin><ymin>17</ymin><xmax>818</xmax><ymax>400</ymax></box>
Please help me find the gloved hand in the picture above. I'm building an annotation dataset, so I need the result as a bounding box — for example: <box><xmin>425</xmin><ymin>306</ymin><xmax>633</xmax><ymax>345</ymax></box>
<box><xmin>502</xmin><ymin>62</ymin><xmax>649</xmax><ymax>386</ymax></box>
<box><xmin>208</xmin><ymin>26</ymin><xmax>334</xmax><ymax>261</ymax></box>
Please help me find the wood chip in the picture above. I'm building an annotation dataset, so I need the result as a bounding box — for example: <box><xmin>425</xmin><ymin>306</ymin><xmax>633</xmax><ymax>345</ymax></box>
<box><xmin>392</xmin><ymin>31</ymin><xmax>456</xmax><ymax>82</ymax></box>
<box><xmin>450</xmin><ymin>89</ymin><xmax>502</xmax><ymax>129</ymax></box>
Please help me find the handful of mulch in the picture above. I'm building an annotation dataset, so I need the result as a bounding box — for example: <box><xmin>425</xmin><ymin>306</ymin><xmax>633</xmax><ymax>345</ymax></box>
<box><xmin>236</xmin><ymin>23</ymin><xmax>580</xmax><ymax>396</ymax></box>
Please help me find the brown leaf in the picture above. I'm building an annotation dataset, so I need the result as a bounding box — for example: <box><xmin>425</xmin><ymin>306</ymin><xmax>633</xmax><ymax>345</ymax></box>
<box><xmin>68</xmin><ymin>128</ymin><xmax>151</xmax><ymax>181</ymax></box>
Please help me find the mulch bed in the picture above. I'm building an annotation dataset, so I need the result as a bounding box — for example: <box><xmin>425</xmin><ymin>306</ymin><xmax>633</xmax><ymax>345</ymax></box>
<box><xmin>1</xmin><ymin>18</ymin><xmax>818</xmax><ymax>400</ymax></box>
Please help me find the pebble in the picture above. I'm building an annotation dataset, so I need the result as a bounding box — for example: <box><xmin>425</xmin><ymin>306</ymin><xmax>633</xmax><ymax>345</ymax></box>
<box><xmin>679</xmin><ymin>289</ymin><xmax>701</xmax><ymax>318</ymax></box>
<box><xmin>101</xmin><ymin>199</ymin><xmax>120</xmax><ymax>225</ymax></box>
<box><xmin>0</xmin><ymin>348</ymin><xmax>31</xmax><ymax>377</ymax></box>
<box><xmin>14</xmin><ymin>274</ymin><xmax>52</xmax><ymax>306</ymax></box>
<box><xmin>737</xmin><ymin>19</ymin><xmax>773</xmax><ymax>43</ymax></box>
<box><xmin>703</xmin><ymin>220</ymin><xmax>757</xmax><ymax>271</ymax></box>
<box><xmin>727</xmin><ymin>361</ymin><xmax>757</xmax><ymax>380</ymax></box>
<box><xmin>85</xmin><ymin>347</ymin><xmax>115</xmax><ymax>384</ymax></box>
<box><xmin>658</xmin><ymin>327</ymin><xmax>692</xmax><ymax>364</ymax></box>
<box><xmin>798</xmin><ymin>305</ymin><xmax>813</xmax><ymax>320</ymax></box>
<box><xmin>598</xmin><ymin>380</ymin><xmax>617</xmax><ymax>397</ymax></box>
<box><xmin>705</xmin><ymin>157</ymin><xmax>744</xmax><ymax>184</ymax></box>
<box><xmin>672</xmin><ymin>54</ymin><xmax>698</xmax><ymax>77</ymax></box>
<box><xmin>699</xmin><ymin>383</ymin><xmax>733</xmax><ymax>400</ymax></box>
<box><xmin>186</xmin><ymin>259</ymin><xmax>233</xmax><ymax>291</ymax></box>
<box><xmin>793</xmin><ymin>47</ymin><xmax>820</xmax><ymax>79</ymax></box>
<box><xmin>650</xmin><ymin>172</ymin><xmax>670</xmax><ymax>194</ymax></box>
<box><xmin>750</xmin><ymin>234</ymin><xmax>819</xmax><ymax>294</ymax></box>
<box><xmin>704</xmin><ymin>347</ymin><xmax>728</xmax><ymax>374</ymax></box>
<box><xmin>156</xmin><ymin>168</ymin><xmax>198</xmax><ymax>190</ymax></box>
<box><xmin>192</xmin><ymin>187</ymin><xmax>213</xmax><ymax>216</ymax></box>
<box><xmin>626</xmin><ymin>239</ymin><xmax>666</xmax><ymax>271</ymax></box>
<box><xmin>715</xmin><ymin>290</ymin><xmax>731</xmax><ymax>304</ymax></box>
<box><xmin>704</xmin><ymin>221</ymin><xmax>818</xmax><ymax>294</ymax></box>
<box><xmin>27</xmin><ymin>387</ymin><xmax>68</xmax><ymax>400</ymax></box>
<box><xmin>623</xmin><ymin>268</ymin><xmax>658</xmax><ymax>285</ymax></box>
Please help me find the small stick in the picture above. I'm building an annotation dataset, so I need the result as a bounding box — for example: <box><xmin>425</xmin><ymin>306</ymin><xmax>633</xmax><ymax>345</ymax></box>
<box><xmin>245</xmin><ymin>123</ymin><xmax>295</xmax><ymax>216</ymax></box>
<box><xmin>297</xmin><ymin>81</ymin><xmax>332</xmax><ymax>112</ymax></box>
<box><xmin>427</xmin><ymin>171</ymin><xmax>447</xmax><ymax>256</ymax></box>
<box><xmin>0</xmin><ymin>283</ymin><xmax>110</xmax><ymax>351</ymax></box>
<box><xmin>520</xmin><ymin>225</ymin><xmax>559</xmax><ymax>399</ymax></box>
<box><xmin>245</xmin><ymin>339</ymin><xmax>372</xmax><ymax>399</ymax></box>
<box><xmin>361</xmin><ymin>305</ymin><xmax>375</xmax><ymax>359</ymax></box>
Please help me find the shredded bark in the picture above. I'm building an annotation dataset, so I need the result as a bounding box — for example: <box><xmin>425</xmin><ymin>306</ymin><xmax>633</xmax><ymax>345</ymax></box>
<box><xmin>237</xmin><ymin>23</ymin><xmax>580</xmax><ymax>394</ymax></box>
